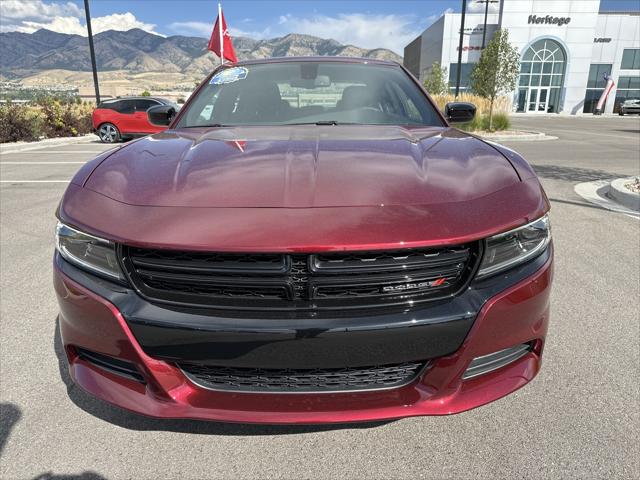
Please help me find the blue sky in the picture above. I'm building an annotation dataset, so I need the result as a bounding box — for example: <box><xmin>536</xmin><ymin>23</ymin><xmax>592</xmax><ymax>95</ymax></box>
<box><xmin>1</xmin><ymin>0</ymin><xmax>638</xmax><ymax>54</ymax></box>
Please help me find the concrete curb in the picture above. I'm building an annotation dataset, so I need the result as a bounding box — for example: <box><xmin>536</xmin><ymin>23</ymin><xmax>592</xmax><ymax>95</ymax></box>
<box><xmin>608</xmin><ymin>177</ymin><xmax>640</xmax><ymax>212</ymax></box>
<box><xmin>574</xmin><ymin>179</ymin><xmax>640</xmax><ymax>218</ymax></box>
<box><xmin>0</xmin><ymin>135</ymin><xmax>97</xmax><ymax>154</ymax></box>
<box><xmin>477</xmin><ymin>130</ymin><xmax>558</xmax><ymax>142</ymax></box>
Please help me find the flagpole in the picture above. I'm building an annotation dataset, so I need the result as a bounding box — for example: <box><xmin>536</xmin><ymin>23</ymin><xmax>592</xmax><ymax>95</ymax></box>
<box><xmin>218</xmin><ymin>2</ymin><xmax>224</xmax><ymax>66</ymax></box>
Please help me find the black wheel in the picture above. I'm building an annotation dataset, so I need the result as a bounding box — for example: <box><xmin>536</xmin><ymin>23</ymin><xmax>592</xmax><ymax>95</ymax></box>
<box><xmin>97</xmin><ymin>123</ymin><xmax>121</xmax><ymax>143</ymax></box>
<box><xmin>618</xmin><ymin>110</ymin><xmax>624</xmax><ymax>116</ymax></box>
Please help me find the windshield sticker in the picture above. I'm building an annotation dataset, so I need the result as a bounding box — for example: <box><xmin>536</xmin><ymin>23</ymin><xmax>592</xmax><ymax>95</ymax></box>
<box><xmin>210</xmin><ymin>67</ymin><xmax>248</xmax><ymax>85</ymax></box>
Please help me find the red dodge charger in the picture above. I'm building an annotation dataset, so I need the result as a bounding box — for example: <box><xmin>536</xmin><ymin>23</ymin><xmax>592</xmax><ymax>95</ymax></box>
<box><xmin>54</xmin><ymin>57</ymin><xmax>553</xmax><ymax>424</ymax></box>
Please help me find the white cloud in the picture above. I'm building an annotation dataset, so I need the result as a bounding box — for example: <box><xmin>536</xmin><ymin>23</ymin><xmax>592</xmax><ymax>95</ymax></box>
<box><xmin>169</xmin><ymin>21</ymin><xmax>269</xmax><ymax>40</ymax></box>
<box><xmin>467</xmin><ymin>1</ymin><xmax>500</xmax><ymax>14</ymax></box>
<box><xmin>168</xmin><ymin>21</ymin><xmax>213</xmax><ymax>37</ymax></box>
<box><xmin>423</xmin><ymin>8</ymin><xmax>453</xmax><ymax>27</ymax></box>
<box><xmin>0</xmin><ymin>0</ymin><xmax>161</xmax><ymax>36</ymax></box>
<box><xmin>169</xmin><ymin>10</ymin><xmax>454</xmax><ymax>54</ymax></box>
<box><xmin>91</xmin><ymin>13</ymin><xmax>160</xmax><ymax>35</ymax></box>
<box><xmin>276</xmin><ymin>13</ymin><xmax>421</xmax><ymax>54</ymax></box>
<box><xmin>1</xmin><ymin>0</ymin><xmax>81</xmax><ymax>22</ymax></box>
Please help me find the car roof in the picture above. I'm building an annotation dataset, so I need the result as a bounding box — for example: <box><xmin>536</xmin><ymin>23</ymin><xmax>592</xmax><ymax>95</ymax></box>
<box><xmin>100</xmin><ymin>97</ymin><xmax>172</xmax><ymax>104</ymax></box>
<box><xmin>233</xmin><ymin>56</ymin><xmax>400</xmax><ymax>67</ymax></box>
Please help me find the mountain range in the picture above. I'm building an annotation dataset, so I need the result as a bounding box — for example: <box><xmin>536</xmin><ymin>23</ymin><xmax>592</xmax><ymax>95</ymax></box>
<box><xmin>0</xmin><ymin>28</ymin><xmax>402</xmax><ymax>80</ymax></box>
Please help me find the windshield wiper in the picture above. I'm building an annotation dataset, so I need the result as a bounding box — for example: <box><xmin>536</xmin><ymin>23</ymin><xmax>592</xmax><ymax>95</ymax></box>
<box><xmin>287</xmin><ymin>120</ymin><xmax>350</xmax><ymax>126</ymax></box>
<box><xmin>184</xmin><ymin>123</ymin><xmax>229</xmax><ymax>128</ymax></box>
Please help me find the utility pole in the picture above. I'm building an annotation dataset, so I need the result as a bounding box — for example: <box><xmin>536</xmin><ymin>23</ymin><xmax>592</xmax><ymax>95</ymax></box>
<box><xmin>455</xmin><ymin>0</ymin><xmax>467</xmax><ymax>98</ymax></box>
<box><xmin>84</xmin><ymin>0</ymin><xmax>100</xmax><ymax>104</ymax></box>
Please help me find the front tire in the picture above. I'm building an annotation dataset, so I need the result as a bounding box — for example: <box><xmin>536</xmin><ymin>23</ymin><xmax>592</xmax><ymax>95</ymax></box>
<box><xmin>97</xmin><ymin>123</ymin><xmax>121</xmax><ymax>143</ymax></box>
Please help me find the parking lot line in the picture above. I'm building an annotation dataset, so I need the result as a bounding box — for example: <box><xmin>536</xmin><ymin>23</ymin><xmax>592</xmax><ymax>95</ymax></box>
<box><xmin>0</xmin><ymin>150</ymin><xmax>105</xmax><ymax>155</ymax></box>
<box><xmin>0</xmin><ymin>180</ymin><xmax>70</xmax><ymax>183</ymax></box>
<box><xmin>0</xmin><ymin>161</ymin><xmax>86</xmax><ymax>164</ymax></box>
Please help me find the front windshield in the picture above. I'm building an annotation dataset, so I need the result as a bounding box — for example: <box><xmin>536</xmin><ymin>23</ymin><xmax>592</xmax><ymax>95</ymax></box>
<box><xmin>176</xmin><ymin>61</ymin><xmax>444</xmax><ymax>127</ymax></box>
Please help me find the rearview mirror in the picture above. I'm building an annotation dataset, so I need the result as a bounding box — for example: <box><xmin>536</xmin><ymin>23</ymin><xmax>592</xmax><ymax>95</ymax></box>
<box><xmin>444</xmin><ymin>102</ymin><xmax>476</xmax><ymax>123</ymax></box>
<box><xmin>147</xmin><ymin>104</ymin><xmax>176</xmax><ymax>126</ymax></box>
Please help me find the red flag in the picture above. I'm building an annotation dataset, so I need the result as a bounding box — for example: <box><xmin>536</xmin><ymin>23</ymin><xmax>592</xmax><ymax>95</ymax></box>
<box><xmin>208</xmin><ymin>4</ymin><xmax>237</xmax><ymax>64</ymax></box>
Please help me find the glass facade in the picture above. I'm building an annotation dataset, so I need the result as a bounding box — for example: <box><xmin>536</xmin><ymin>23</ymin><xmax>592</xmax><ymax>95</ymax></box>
<box><xmin>614</xmin><ymin>75</ymin><xmax>640</xmax><ymax>112</ymax></box>
<box><xmin>448</xmin><ymin>63</ymin><xmax>474</xmax><ymax>92</ymax></box>
<box><xmin>621</xmin><ymin>49</ymin><xmax>640</xmax><ymax>70</ymax></box>
<box><xmin>583</xmin><ymin>64</ymin><xmax>612</xmax><ymax>113</ymax></box>
<box><xmin>517</xmin><ymin>39</ymin><xmax>566</xmax><ymax>112</ymax></box>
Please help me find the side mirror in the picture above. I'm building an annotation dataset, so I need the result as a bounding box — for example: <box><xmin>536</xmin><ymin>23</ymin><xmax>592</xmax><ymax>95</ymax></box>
<box><xmin>147</xmin><ymin>105</ymin><xmax>176</xmax><ymax>126</ymax></box>
<box><xmin>444</xmin><ymin>102</ymin><xmax>476</xmax><ymax>123</ymax></box>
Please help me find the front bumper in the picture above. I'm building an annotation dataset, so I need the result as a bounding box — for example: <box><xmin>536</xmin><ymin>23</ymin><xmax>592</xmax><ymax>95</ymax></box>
<box><xmin>54</xmin><ymin>247</ymin><xmax>552</xmax><ymax>424</ymax></box>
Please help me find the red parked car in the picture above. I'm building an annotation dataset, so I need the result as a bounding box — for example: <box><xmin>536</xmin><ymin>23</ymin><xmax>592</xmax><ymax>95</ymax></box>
<box><xmin>54</xmin><ymin>58</ymin><xmax>553</xmax><ymax>424</ymax></box>
<box><xmin>92</xmin><ymin>96</ymin><xmax>176</xmax><ymax>143</ymax></box>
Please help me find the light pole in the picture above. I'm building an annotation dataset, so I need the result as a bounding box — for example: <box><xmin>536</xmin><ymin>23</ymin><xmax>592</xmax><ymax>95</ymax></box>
<box><xmin>477</xmin><ymin>0</ymin><xmax>499</xmax><ymax>49</ymax></box>
<box><xmin>84</xmin><ymin>0</ymin><xmax>100</xmax><ymax>104</ymax></box>
<box><xmin>454</xmin><ymin>0</ymin><xmax>467</xmax><ymax>98</ymax></box>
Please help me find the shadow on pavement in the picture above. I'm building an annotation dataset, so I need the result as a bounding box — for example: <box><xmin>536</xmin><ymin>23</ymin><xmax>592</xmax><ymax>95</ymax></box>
<box><xmin>32</xmin><ymin>473</ymin><xmax>108</xmax><ymax>480</ymax></box>
<box><xmin>0</xmin><ymin>402</ymin><xmax>21</xmax><ymax>457</ymax></box>
<box><xmin>532</xmin><ymin>164</ymin><xmax>624</xmax><ymax>182</ymax></box>
<box><xmin>54</xmin><ymin>317</ymin><xmax>393</xmax><ymax>435</ymax></box>
<box><xmin>2</xmin><ymin>403</ymin><xmax>106</xmax><ymax>479</ymax></box>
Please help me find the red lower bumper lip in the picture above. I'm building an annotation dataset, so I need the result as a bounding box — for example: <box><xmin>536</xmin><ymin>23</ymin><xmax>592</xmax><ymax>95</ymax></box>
<box><xmin>54</xmin><ymin>252</ymin><xmax>552</xmax><ymax>424</ymax></box>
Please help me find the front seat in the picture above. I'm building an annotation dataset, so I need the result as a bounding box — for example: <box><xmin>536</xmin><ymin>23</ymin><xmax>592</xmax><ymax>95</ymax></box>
<box><xmin>235</xmin><ymin>82</ymin><xmax>288</xmax><ymax>122</ymax></box>
<box><xmin>337</xmin><ymin>86</ymin><xmax>376</xmax><ymax>110</ymax></box>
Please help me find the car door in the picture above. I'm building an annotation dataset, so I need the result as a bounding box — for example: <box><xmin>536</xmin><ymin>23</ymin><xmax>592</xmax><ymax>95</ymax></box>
<box><xmin>134</xmin><ymin>99</ymin><xmax>163</xmax><ymax>134</ymax></box>
<box><xmin>114</xmin><ymin>99</ymin><xmax>137</xmax><ymax>134</ymax></box>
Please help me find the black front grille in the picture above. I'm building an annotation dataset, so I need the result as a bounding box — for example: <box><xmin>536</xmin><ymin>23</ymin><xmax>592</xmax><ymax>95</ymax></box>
<box><xmin>121</xmin><ymin>243</ymin><xmax>479</xmax><ymax>315</ymax></box>
<box><xmin>180</xmin><ymin>361</ymin><xmax>426</xmax><ymax>393</ymax></box>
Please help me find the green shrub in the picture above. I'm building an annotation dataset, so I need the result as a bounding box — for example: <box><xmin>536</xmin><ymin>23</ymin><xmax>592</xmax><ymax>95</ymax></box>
<box><xmin>0</xmin><ymin>103</ymin><xmax>43</xmax><ymax>143</ymax></box>
<box><xmin>0</xmin><ymin>98</ymin><xmax>94</xmax><ymax>143</ymax></box>
<box><xmin>38</xmin><ymin>98</ymin><xmax>93</xmax><ymax>138</ymax></box>
<box><xmin>457</xmin><ymin>114</ymin><xmax>483</xmax><ymax>132</ymax></box>
<box><xmin>489</xmin><ymin>112</ymin><xmax>510</xmax><ymax>131</ymax></box>
<box><xmin>455</xmin><ymin>113</ymin><xmax>510</xmax><ymax>132</ymax></box>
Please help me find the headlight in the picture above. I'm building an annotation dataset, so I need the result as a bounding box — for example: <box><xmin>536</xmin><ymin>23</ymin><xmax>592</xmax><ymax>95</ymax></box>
<box><xmin>55</xmin><ymin>222</ymin><xmax>123</xmax><ymax>280</ymax></box>
<box><xmin>477</xmin><ymin>214</ymin><xmax>551</xmax><ymax>278</ymax></box>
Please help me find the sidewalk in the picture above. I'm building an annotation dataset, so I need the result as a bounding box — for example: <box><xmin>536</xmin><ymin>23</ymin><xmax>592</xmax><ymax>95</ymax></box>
<box><xmin>0</xmin><ymin>135</ymin><xmax>97</xmax><ymax>154</ymax></box>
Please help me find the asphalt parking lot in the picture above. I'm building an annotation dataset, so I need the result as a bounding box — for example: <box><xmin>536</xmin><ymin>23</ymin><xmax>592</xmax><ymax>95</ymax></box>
<box><xmin>1</xmin><ymin>115</ymin><xmax>639</xmax><ymax>479</ymax></box>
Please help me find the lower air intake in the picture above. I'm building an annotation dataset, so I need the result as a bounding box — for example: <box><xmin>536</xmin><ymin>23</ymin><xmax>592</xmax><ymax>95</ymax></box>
<box><xmin>180</xmin><ymin>361</ymin><xmax>426</xmax><ymax>393</ymax></box>
<box><xmin>76</xmin><ymin>347</ymin><xmax>145</xmax><ymax>383</ymax></box>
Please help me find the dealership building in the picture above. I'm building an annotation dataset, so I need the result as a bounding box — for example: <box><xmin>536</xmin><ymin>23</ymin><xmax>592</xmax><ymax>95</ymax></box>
<box><xmin>404</xmin><ymin>0</ymin><xmax>640</xmax><ymax>114</ymax></box>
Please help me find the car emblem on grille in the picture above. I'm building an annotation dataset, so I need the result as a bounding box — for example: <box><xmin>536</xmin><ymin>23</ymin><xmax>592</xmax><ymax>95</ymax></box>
<box><xmin>381</xmin><ymin>277</ymin><xmax>447</xmax><ymax>293</ymax></box>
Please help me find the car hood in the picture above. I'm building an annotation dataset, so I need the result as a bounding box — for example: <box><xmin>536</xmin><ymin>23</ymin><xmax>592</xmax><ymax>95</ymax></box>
<box><xmin>83</xmin><ymin>125</ymin><xmax>520</xmax><ymax>208</ymax></box>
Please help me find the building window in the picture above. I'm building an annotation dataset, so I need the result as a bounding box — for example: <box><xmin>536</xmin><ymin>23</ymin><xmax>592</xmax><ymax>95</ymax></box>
<box><xmin>448</xmin><ymin>63</ymin><xmax>474</xmax><ymax>92</ymax></box>
<box><xmin>621</xmin><ymin>49</ymin><xmax>640</xmax><ymax>70</ymax></box>
<box><xmin>583</xmin><ymin>64</ymin><xmax>612</xmax><ymax>113</ymax></box>
<box><xmin>614</xmin><ymin>75</ymin><xmax>640</xmax><ymax>112</ymax></box>
<box><xmin>516</xmin><ymin>39</ymin><xmax>566</xmax><ymax>113</ymax></box>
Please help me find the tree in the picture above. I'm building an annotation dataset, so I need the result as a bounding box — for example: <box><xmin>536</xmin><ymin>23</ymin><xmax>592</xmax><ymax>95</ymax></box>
<box><xmin>422</xmin><ymin>62</ymin><xmax>449</xmax><ymax>96</ymax></box>
<box><xmin>470</xmin><ymin>29</ymin><xmax>519</xmax><ymax>131</ymax></box>
<box><xmin>140</xmin><ymin>90</ymin><xmax>151</xmax><ymax>97</ymax></box>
